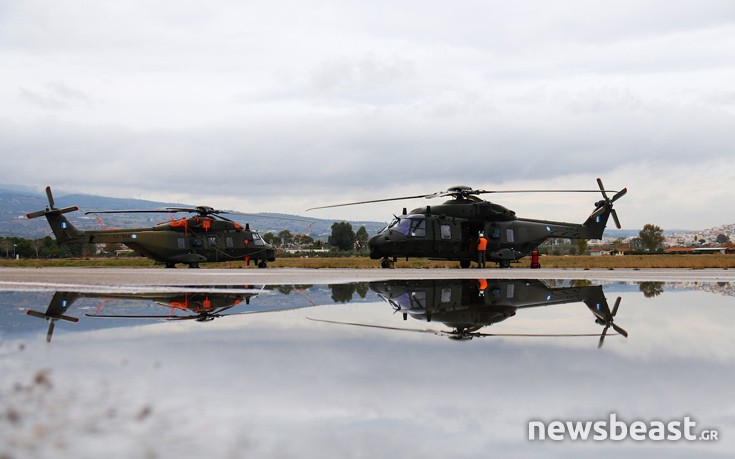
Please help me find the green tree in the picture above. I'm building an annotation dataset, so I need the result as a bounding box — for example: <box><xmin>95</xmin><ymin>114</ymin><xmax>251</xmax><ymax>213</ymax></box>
<box><xmin>278</xmin><ymin>230</ymin><xmax>294</xmax><ymax>246</ymax></box>
<box><xmin>355</xmin><ymin>226</ymin><xmax>369</xmax><ymax>251</ymax></box>
<box><xmin>294</xmin><ymin>234</ymin><xmax>315</xmax><ymax>247</ymax></box>
<box><xmin>639</xmin><ymin>224</ymin><xmax>665</xmax><ymax>252</ymax></box>
<box><xmin>716</xmin><ymin>234</ymin><xmax>730</xmax><ymax>244</ymax></box>
<box><xmin>262</xmin><ymin>232</ymin><xmax>275</xmax><ymax>244</ymax></box>
<box><xmin>639</xmin><ymin>282</ymin><xmax>664</xmax><ymax>298</ymax></box>
<box><xmin>330</xmin><ymin>283</ymin><xmax>355</xmax><ymax>303</ymax></box>
<box><xmin>328</xmin><ymin>221</ymin><xmax>355</xmax><ymax>251</ymax></box>
<box><xmin>574</xmin><ymin>238</ymin><xmax>588</xmax><ymax>255</ymax></box>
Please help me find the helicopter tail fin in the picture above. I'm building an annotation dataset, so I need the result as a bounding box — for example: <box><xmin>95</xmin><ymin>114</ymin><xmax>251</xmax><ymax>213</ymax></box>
<box><xmin>582</xmin><ymin>179</ymin><xmax>627</xmax><ymax>239</ymax></box>
<box><xmin>582</xmin><ymin>207</ymin><xmax>611</xmax><ymax>239</ymax></box>
<box><xmin>26</xmin><ymin>186</ymin><xmax>85</xmax><ymax>245</ymax></box>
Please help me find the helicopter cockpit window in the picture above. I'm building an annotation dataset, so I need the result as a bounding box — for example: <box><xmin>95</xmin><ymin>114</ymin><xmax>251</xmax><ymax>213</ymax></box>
<box><xmin>393</xmin><ymin>219</ymin><xmax>413</xmax><ymax>236</ymax></box>
<box><xmin>410</xmin><ymin>291</ymin><xmax>427</xmax><ymax>310</ymax></box>
<box><xmin>252</xmin><ymin>233</ymin><xmax>265</xmax><ymax>246</ymax></box>
<box><xmin>410</xmin><ymin>219</ymin><xmax>426</xmax><ymax>237</ymax></box>
<box><xmin>393</xmin><ymin>218</ymin><xmax>427</xmax><ymax>237</ymax></box>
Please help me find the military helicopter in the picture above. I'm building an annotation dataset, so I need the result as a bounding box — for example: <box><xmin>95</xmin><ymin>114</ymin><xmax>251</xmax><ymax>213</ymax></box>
<box><xmin>27</xmin><ymin>186</ymin><xmax>309</xmax><ymax>268</ymax></box>
<box><xmin>83</xmin><ymin>287</ymin><xmax>263</xmax><ymax>321</ymax></box>
<box><xmin>310</xmin><ymin>278</ymin><xmax>628</xmax><ymax>347</ymax></box>
<box><xmin>308</xmin><ymin>178</ymin><xmax>626</xmax><ymax>268</ymax></box>
<box><xmin>23</xmin><ymin>286</ymin><xmax>270</xmax><ymax>342</ymax></box>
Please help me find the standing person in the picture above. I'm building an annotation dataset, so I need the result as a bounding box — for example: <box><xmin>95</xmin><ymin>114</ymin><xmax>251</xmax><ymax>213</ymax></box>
<box><xmin>477</xmin><ymin>231</ymin><xmax>488</xmax><ymax>268</ymax></box>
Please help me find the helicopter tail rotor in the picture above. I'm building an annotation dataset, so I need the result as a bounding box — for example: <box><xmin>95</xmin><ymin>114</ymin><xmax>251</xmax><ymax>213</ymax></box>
<box><xmin>590</xmin><ymin>178</ymin><xmax>627</xmax><ymax>230</ymax></box>
<box><xmin>597</xmin><ymin>297</ymin><xmax>628</xmax><ymax>349</ymax></box>
<box><xmin>26</xmin><ymin>186</ymin><xmax>84</xmax><ymax>246</ymax></box>
<box><xmin>26</xmin><ymin>186</ymin><xmax>79</xmax><ymax>219</ymax></box>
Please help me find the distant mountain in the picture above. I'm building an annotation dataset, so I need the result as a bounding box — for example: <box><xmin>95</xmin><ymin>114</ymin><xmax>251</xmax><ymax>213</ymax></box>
<box><xmin>0</xmin><ymin>187</ymin><xmax>385</xmax><ymax>239</ymax></box>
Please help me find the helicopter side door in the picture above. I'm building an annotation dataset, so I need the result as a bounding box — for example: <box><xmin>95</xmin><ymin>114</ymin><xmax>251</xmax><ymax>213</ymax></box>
<box><xmin>432</xmin><ymin>219</ymin><xmax>461</xmax><ymax>258</ymax></box>
<box><xmin>460</xmin><ymin>221</ymin><xmax>485</xmax><ymax>259</ymax></box>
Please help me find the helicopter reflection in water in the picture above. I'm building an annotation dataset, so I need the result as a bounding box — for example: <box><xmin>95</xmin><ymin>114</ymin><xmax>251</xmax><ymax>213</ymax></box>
<box><xmin>24</xmin><ymin>286</ymin><xmax>271</xmax><ymax>342</ymax></box>
<box><xmin>311</xmin><ymin>279</ymin><xmax>628</xmax><ymax>347</ymax></box>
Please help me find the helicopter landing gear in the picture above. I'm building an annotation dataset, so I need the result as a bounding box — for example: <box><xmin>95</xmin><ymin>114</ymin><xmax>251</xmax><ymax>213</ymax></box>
<box><xmin>188</xmin><ymin>262</ymin><xmax>200</xmax><ymax>269</ymax></box>
<box><xmin>257</xmin><ymin>261</ymin><xmax>268</xmax><ymax>269</ymax></box>
<box><xmin>498</xmin><ymin>260</ymin><xmax>511</xmax><ymax>269</ymax></box>
<box><xmin>165</xmin><ymin>262</ymin><xmax>176</xmax><ymax>269</ymax></box>
<box><xmin>459</xmin><ymin>260</ymin><xmax>471</xmax><ymax>269</ymax></box>
<box><xmin>380</xmin><ymin>258</ymin><xmax>394</xmax><ymax>269</ymax></box>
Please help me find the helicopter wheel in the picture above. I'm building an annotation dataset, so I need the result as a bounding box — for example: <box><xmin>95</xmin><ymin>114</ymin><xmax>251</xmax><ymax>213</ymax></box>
<box><xmin>459</xmin><ymin>260</ymin><xmax>471</xmax><ymax>269</ymax></box>
<box><xmin>498</xmin><ymin>260</ymin><xmax>511</xmax><ymax>269</ymax></box>
<box><xmin>188</xmin><ymin>263</ymin><xmax>200</xmax><ymax>269</ymax></box>
<box><xmin>380</xmin><ymin>258</ymin><xmax>393</xmax><ymax>269</ymax></box>
<box><xmin>164</xmin><ymin>262</ymin><xmax>176</xmax><ymax>269</ymax></box>
<box><xmin>257</xmin><ymin>261</ymin><xmax>268</xmax><ymax>269</ymax></box>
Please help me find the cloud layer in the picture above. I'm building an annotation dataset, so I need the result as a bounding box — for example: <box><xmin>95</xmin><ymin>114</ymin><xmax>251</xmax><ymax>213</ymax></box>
<box><xmin>2</xmin><ymin>1</ymin><xmax>735</xmax><ymax>228</ymax></box>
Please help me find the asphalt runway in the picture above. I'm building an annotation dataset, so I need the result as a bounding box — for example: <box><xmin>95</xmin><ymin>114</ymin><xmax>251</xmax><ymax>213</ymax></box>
<box><xmin>1</xmin><ymin>267</ymin><xmax>733</xmax><ymax>289</ymax></box>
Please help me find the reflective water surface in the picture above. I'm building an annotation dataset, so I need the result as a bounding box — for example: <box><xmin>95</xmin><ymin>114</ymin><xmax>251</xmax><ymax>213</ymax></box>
<box><xmin>1</xmin><ymin>279</ymin><xmax>733</xmax><ymax>458</ymax></box>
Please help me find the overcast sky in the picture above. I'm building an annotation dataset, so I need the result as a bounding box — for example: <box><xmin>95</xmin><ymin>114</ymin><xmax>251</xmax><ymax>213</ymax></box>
<box><xmin>2</xmin><ymin>0</ymin><xmax>735</xmax><ymax>230</ymax></box>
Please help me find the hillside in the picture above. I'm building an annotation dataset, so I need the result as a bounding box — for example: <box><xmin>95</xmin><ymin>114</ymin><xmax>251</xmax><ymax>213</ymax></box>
<box><xmin>2</xmin><ymin>186</ymin><xmax>731</xmax><ymax>243</ymax></box>
<box><xmin>0</xmin><ymin>188</ymin><xmax>385</xmax><ymax>239</ymax></box>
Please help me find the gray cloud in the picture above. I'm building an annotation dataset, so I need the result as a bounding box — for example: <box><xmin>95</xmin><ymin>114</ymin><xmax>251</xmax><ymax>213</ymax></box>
<box><xmin>2</xmin><ymin>1</ymin><xmax>735</xmax><ymax>228</ymax></box>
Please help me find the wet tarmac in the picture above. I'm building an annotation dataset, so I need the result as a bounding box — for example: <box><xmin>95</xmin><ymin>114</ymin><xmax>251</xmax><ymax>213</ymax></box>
<box><xmin>1</xmin><ymin>269</ymin><xmax>734</xmax><ymax>458</ymax></box>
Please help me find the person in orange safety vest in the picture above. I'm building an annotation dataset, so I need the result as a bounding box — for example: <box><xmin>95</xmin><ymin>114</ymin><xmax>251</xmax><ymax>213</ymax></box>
<box><xmin>477</xmin><ymin>232</ymin><xmax>488</xmax><ymax>268</ymax></box>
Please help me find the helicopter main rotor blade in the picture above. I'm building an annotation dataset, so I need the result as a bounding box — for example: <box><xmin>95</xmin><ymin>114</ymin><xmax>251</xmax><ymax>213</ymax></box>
<box><xmin>476</xmin><ymin>189</ymin><xmax>620</xmax><ymax>194</ymax></box>
<box><xmin>87</xmin><ymin>208</ymin><xmax>314</xmax><ymax>223</ymax></box>
<box><xmin>219</xmin><ymin>211</ymin><xmax>316</xmax><ymax>222</ymax></box>
<box><xmin>307</xmin><ymin>188</ymin><xmax>621</xmax><ymax>211</ymax></box>
<box><xmin>306</xmin><ymin>193</ymin><xmax>438</xmax><ymax>211</ymax></box>
<box><xmin>307</xmin><ymin>317</ymin><xmax>443</xmax><ymax>334</ymax></box>
<box><xmin>85</xmin><ymin>313</ymin><xmax>188</xmax><ymax>319</ymax></box>
<box><xmin>85</xmin><ymin>210</ymin><xmax>174</xmax><ymax>215</ymax></box>
<box><xmin>465</xmin><ymin>331</ymin><xmax>605</xmax><ymax>338</ymax></box>
<box><xmin>310</xmin><ymin>317</ymin><xmax>610</xmax><ymax>339</ymax></box>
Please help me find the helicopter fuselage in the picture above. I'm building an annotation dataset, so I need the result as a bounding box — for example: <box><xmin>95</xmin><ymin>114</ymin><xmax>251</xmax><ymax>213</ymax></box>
<box><xmin>72</xmin><ymin>217</ymin><xmax>275</xmax><ymax>266</ymax></box>
<box><xmin>370</xmin><ymin>278</ymin><xmax>606</xmax><ymax>327</ymax></box>
<box><xmin>31</xmin><ymin>200</ymin><xmax>276</xmax><ymax>268</ymax></box>
<box><xmin>368</xmin><ymin>197</ymin><xmax>610</xmax><ymax>268</ymax></box>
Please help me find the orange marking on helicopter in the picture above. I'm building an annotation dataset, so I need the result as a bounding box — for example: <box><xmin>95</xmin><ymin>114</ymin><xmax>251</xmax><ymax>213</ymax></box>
<box><xmin>94</xmin><ymin>215</ymin><xmax>111</xmax><ymax>230</ymax></box>
<box><xmin>169</xmin><ymin>215</ymin><xmax>189</xmax><ymax>236</ymax></box>
<box><xmin>95</xmin><ymin>299</ymin><xmax>114</xmax><ymax>314</ymax></box>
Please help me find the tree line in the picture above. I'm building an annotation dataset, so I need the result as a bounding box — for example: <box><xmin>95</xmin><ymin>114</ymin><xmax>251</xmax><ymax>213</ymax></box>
<box><xmin>261</xmin><ymin>223</ymin><xmax>369</xmax><ymax>252</ymax></box>
<box><xmin>0</xmin><ymin>222</ymin><xmax>370</xmax><ymax>259</ymax></box>
<box><xmin>1</xmin><ymin>236</ymin><xmax>74</xmax><ymax>259</ymax></box>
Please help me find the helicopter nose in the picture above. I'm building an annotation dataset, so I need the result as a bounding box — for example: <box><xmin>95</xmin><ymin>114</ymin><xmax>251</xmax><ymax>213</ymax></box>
<box><xmin>368</xmin><ymin>234</ymin><xmax>388</xmax><ymax>258</ymax></box>
<box><xmin>368</xmin><ymin>234</ymin><xmax>383</xmax><ymax>249</ymax></box>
